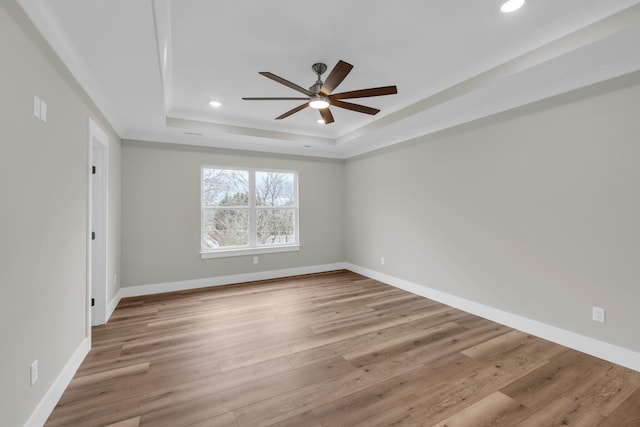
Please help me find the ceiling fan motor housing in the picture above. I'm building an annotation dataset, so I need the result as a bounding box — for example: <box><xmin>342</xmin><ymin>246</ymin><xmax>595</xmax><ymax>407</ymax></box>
<box><xmin>310</xmin><ymin>63</ymin><xmax>327</xmax><ymax>94</ymax></box>
<box><xmin>311</xmin><ymin>63</ymin><xmax>327</xmax><ymax>75</ymax></box>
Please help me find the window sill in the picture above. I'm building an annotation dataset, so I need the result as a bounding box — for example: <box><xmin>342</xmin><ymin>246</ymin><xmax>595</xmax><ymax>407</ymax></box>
<box><xmin>200</xmin><ymin>244</ymin><xmax>300</xmax><ymax>259</ymax></box>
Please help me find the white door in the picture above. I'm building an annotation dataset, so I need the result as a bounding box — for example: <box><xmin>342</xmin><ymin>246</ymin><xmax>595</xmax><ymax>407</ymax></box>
<box><xmin>88</xmin><ymin>119</ymin><xmax>109</xmax><ymax>327</ymax></box>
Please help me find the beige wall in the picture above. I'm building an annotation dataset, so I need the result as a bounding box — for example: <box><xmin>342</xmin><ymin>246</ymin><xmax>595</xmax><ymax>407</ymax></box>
<box><xmin>107</xmin><ymin>133</ymin><xmax>122</xmax><ymax>305</ymax></box>
<box><xmin>121</xmin><ymin>141</ymin><xmax>345</xmax><ymax>287</ymax></box>
<box><xmin>345</xmin><ymin>73</ymin><xmax>640</xmax><ymax>353</ymax></box>
<box><xmin>2</xmin><ymin>1</ymin><xmax>639</xmax><ymax>424</ymax></box>
<box><xmin>0</xmin><ymin>4</ymin><xmax>121</xmax><ymax>426</ymax></box>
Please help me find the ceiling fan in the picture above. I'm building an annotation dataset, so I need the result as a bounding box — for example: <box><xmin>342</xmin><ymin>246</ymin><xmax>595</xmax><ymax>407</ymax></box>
<box><xmin>242</xmin><ymin>60</ymin><xmax>397</xmax><ymax>124</ymax></box>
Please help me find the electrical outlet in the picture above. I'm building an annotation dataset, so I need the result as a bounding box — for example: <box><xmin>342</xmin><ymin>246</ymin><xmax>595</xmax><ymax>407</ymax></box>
<box><xmin>592</xmin><ymin>307</ymin><xmax>606</xmax><ymax>323</ymax></box>
<box><xmin>380</xmin><ymin>257</ymin><xmax>385</xmax><ymax>265</ymax></box>
<box><xmin>253</xmin><ymin>256</ymin><xmax>259</xmax><ymax>265</ymax></box>
<box><xmin>30</xmin><ymin>360</ymin><xmax>38</xmax><ymax>386</ymax></box>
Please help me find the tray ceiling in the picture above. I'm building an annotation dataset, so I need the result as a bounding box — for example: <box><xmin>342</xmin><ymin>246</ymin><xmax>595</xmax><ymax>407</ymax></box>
<box><xmin>17</xmin><ymin>0</ymin><xmax>640</xmax><ymax>158</ymax></box>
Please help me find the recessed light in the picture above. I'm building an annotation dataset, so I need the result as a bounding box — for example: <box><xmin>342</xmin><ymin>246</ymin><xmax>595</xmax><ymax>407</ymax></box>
<box><xmin>317</xmin><ymin>119</ymin><xmax>325</xmax><ymax>124</ymax></box>
<box><xmin>209</xmin><ymin>100</ymin><xmax>222</xmax><ymax>107</ymax></box>
<box><xmin>501</xmin><ymin>0</ymin><xmax>525</xmax><ymax>13</ymax></box>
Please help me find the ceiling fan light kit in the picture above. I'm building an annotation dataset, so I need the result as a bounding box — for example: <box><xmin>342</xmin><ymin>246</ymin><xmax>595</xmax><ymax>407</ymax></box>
<box><xmin>243</xmin><ymin>60</ymin><xmax>398</xmax><ymax>124</ymax></box>
<box><xmin>309</xmin><ymin>96</ymin><xmax>330</xmax><ymax>109</ymax></box>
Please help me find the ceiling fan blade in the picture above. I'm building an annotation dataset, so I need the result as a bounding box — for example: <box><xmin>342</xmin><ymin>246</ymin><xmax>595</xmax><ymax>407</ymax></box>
<box><xmin>331</xmin><ymin>100</ymin><xmax>380</xmax><ymax>115</ymax></box>
<box><xmin>331</xmin><ymin>85</ymin><xmax>398</xmax><ymax>100</ymax></box>
<box><xmin>320</xmin><ymin>60</ymin><xmax>353</xmax><ymax>96</ymax></box>
<box><xmin>243</xmin><ymin>97</ymin><xmax>308</xmax><ymax>100</ymax></box>
<box><xmin>259</xmin><ymin>72</ymin><xmax>314</xmax><ymax>96</ymax></box>
<box><xmin>275</xmin><ymin>103</ymin><xmax>309</xmax><ymax>120</ymax></box>
<box><xmin>319</xmin><ymin>108</ymin><xmax>334</xmax><ymax>124</ymax></box>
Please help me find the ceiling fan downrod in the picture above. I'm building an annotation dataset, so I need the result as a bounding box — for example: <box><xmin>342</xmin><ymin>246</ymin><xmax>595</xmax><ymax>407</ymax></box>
<box><xmin>309</xmin><ymin>62</ymin><xmax>327</xmax><ymax>94</ymax></box>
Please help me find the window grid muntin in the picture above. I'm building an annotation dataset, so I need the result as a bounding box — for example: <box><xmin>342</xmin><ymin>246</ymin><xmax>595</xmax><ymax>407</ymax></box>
<box><xmin>201</xmin><ymin>166</ymin><xmax>299</xmax><ymax>255</ymax></box>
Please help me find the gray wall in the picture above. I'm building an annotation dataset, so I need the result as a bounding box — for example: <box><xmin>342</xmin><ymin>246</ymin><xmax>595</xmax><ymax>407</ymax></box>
<box><xmin>2</xmin><ymin>1</ymin><xmax>640</xmax><ymax>424</ymax></box>
<box><xmin>0</xmin><ymin>4</ymin><xmax>121</xmax><ymax>426</ymax></box>
<box><xmin>345</xmin><ymin>74</ymin><xmax>640</xmax><ymax>353</ymax></box>
<box><xmin>121</xmin><ymin>141</ymin><xmax>345</xmax><ymax>287</ymax></box>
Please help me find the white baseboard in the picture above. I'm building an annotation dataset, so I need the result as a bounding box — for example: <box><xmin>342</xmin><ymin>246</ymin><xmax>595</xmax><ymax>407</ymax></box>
<box><xmin>119</xmin><ymin>263</ymin><xmax>348</xmax><ymax>298</ymax></box>
<box><xmin>28</xmin><ymin>262</ymin><xmax>638</xmax><ymax>427</ymax></box>
<box><xmin>24</xmin><ymin>337</ymin><xmax>90</xmax><ymax>427</ymax></box>
<box><xmin>106</xmin><ymin>262</ymin><xmax>640</xmax><ymax>372</ymax></box>
<box><xmin>106</xmin><ymin>291</ymin><xmax>121</xmax><ymax>322</ymax></box>
<box><xmin>345</xmin><ymin>263</ymin><xmax>640</xmax><ymax>373</ymax></box>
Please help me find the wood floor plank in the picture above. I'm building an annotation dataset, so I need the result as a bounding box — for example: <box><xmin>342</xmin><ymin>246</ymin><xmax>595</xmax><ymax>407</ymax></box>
<box><xmin>500</xmin><ymin>350</ymin><xmax>610</xmax><ymax>409</ymax></box>
<box><xmin>70</xmin><ymin>362</ymin><xmax>150</xmax><ymax>388</ymax></box>
<box><xmin>311</xmin><ymin>362</ymin><xmax>454</xmax><ymax>426</ymax></box>
<box><xmin>265</xmin><ymin>411</ymin><xmax>322</xmax><ymax>427</ymax></box>
<box><xmin>516</xmin><ymin>396</ymin><xmax>578</xmax><ymax>427</ymax></box>
<box><xmin>596</xmin><ymin>386</ymin><xmax>640</xmax><ymax>426</ymax></box>
<box><xmin>461</xmin><ymin>330</ymin><xmax>534</xmax><ymax>359</ymax></box>
<box><xmin>43</xmin><ymin>270</ymin><xmax>640</xmax><ymax>427</ymax></box>
<box><xmin>187</xmin><ymin>411</ymin><xmax>238</xmax><ymax>427</ymax></box>
<box><xmin>342</xmin><ymin>321</ymin><xmax>468</xmax><ymax>366</ymax></box>
<box><xmin>286</xmin><ymin>311</ymin><xmax>469</xmax><ymax>370</ymax></box>
<box><xmin>234</xmin><ymin>350</ymin><xmax>428</xmax><ymax>427</ymax></box>
<box><xmin>103</xmin><ymin>417</ymin><xmax>140</xmax><ymax>427</ymax></box>
<box><xmin>370</xmin><ymin>343</ymin><xmax>553</xmax><ymax>425</ymax></box>
<box><xmin>215</xmin><ymin>307</ymin><xmax>460</xmax><ymax>373</ymax></box>
<box><xmin>48</xmin><ymin>357</ymin><xmax>292</xmax><ymax>426</ymax></box>
<box><xmin>138</xmin><ymin>357</ymin><xmax>355</xmax><ymax>426</ymax></box>
<box><xmin>430</xmin><ymin>391</ymin><xmax>518</xmax><ymax>427</ymax></box>
<box><xmin>344</xmin><ymin>353</ymin><xmax>485</xmax><ymax>427</ymax></box>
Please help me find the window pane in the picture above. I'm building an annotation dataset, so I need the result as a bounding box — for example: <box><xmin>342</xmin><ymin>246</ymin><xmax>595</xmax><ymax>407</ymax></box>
<box><xmin>255</xmin><ymin>171</ymin><xmax>295</xmax><ymax>207</ymax></box>
<box><xmin>203</xmin><ymin>208</ymin><xmax>249</xmax><ymax>248</ymax></box>
<box><xmin>203</xmin><ymin>168</ymin><xmax>249</xmax><ymax>207</ymax></box>
<box><xmin>257</xmin><ymin>209</ymin><xmax>296</xmax><ymax>246</ymax></box>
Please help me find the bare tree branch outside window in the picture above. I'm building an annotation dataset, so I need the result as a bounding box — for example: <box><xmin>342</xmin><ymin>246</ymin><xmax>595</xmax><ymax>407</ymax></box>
<box><xmin>202</xmin><ymin>168</ymin><xmax>297</xmax><ymax>251</ymax></box>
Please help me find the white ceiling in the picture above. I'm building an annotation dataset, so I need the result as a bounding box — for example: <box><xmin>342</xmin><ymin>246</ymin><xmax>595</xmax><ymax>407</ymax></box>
<box><xmin>17</xmin><ymin>0</ymin><xmax>640</xmax><ymax>158</ymax></box>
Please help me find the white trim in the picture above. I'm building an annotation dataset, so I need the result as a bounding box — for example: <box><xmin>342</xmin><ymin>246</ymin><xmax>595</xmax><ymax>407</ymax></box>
<box><xmin>249</xmin><ymin>169</ymin><xmax>256</xmax><ymax>247</ymax></box>
<box><xmin>96</xmin><ymin>261</ymin><xmax>640</xmax><ymax>373</ymax></box>
<box><xmin>86</xmin><ymin>125</ymin><xmax>93</xmax><ymax>338</ymax></box>
<box><xmin>151</xmin><ymin>0</ymin><xmax>173</xmax><ymax>117</ymax></box>
<box><xmin>201</xmin><ymin>166</ymin><xmax>300</xmax><ymax>255</ymax></box>
<box><xmin>345</xmin><ymin>263</ymin><xmax>640</xmax><ymax>373</ymax></box>
<box><xmin>16</xmin><ymin>0</ymin><xmax>123</xmax><ymax>133</ymax></box>
<box><xmin>24</xmin><ymin>338</ymin><xmax>90</xmax><ymax>427</ymax></box>
<box><xmin>106</xmin><ymin>291</ymin><xmax>122</xmax><ymax>322</ymax></box>
<box><xmin>88</xmin><ymin>118</ymin><xmax>110</xmax><ymax>326</ymax></box>
<box><xmin>200</xmin><ymin>244</ymin><xmax>300</xmax><ymax>259</ymax></box>
<box><xmin>119</xmin><ymin>263</ymin><xmax>346</xmax><ymax>298</ymax></box>
<box><xmin>88</xmin><ymin>117</ymin><xmax>108</xmax><ymax>143</ymax></box>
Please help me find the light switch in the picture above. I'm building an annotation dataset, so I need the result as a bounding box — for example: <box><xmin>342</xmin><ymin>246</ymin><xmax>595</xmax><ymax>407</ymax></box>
<box><xmin>33</xmin><ymin>95</ymin><xmax>41</xmax><ymax>118</ymax></box>
<box><xmin>40</xmin><ymin>100</ymin><xmax>47</xmax><ymax>122</ymax></box>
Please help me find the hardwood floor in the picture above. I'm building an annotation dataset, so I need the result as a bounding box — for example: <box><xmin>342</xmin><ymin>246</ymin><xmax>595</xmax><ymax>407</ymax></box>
<box><xmin>45</xmin><ymin>270</ymin><xmax>640</xmax><ymax>426</ymax></box>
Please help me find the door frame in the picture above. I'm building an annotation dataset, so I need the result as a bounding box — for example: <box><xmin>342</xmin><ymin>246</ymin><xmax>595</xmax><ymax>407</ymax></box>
<box><xmin>87</xmin><ymin>118</ymin><xmax>109</xmax><ymax>332</ymax></box>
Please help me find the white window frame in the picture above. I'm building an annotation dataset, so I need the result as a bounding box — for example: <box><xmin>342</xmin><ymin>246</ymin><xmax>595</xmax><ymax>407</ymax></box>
<box><xmin>200</xmin><ymin>166</ymin><xmax>300</xmax><ymax>259</ymax></box>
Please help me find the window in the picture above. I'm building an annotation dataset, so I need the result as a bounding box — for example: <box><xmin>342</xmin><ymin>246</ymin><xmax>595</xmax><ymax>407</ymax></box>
<box><xmin>201</xmin><ymin>167</ymin><xmax>299</xmax><ymax>258</ymax></box>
